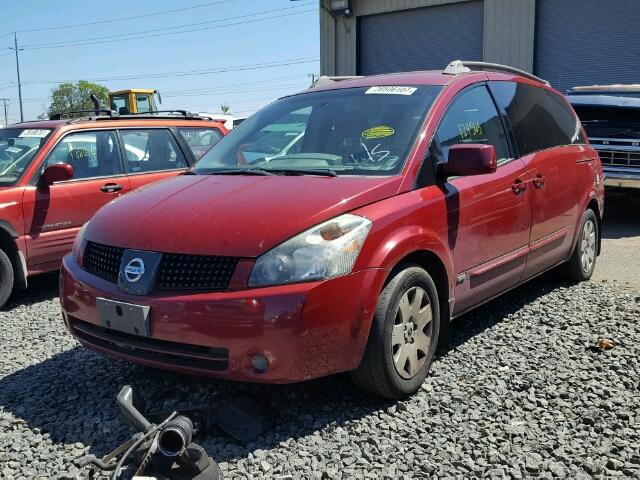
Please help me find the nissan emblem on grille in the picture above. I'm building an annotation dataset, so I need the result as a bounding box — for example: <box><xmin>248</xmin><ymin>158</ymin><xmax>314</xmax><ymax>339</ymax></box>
<box><xmin>118</xmin><ymin>250</ymin><xmax>163</xmax><ymax>296</ymax></box>
<box><xmin>124</xmin><ymin>258</ymin><xmax>145</xmax><ymax>283</ymax></box>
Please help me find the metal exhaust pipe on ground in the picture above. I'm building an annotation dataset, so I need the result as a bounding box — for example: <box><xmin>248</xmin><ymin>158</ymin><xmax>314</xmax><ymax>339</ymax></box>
<box><xmin>158</xmin><ymin>415</ymin><xmax>194</xmax><ymax>457</ymax></box>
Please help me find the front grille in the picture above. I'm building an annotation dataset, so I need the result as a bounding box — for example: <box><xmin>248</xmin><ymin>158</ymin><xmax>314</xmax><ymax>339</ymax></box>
<box><xmin>157</xmin><ymin>253</ymin><xmax>238</xmax><ymax>291</ymax></box>
<box><xmin>83</xmin><ymin>242</ymin><xmax>238</xmax><ymax>291</ymax></box>
<box><xmin>596</xmin><ymin>149</ymin><xmax>640</xmax><ymax>168</ymax></box>
<box><xmin>84</xmin><ymin>241</ymin><xmax>124</xmax><ymax>283</ymax></box>
<box><xmin>69</xmin><ymin>316</ymin><xmax>229</xmax><ymax>371</ymax></box>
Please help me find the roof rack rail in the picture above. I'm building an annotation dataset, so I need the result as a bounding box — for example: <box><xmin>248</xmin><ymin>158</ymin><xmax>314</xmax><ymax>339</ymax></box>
<box><xmin>137</xmin><ymin>109</ymin><xmax>194</xmax><ymax>116</ymax></box>
<box><xmin>443</xmin><ymin>60</ymin><xmax>549</xmax><ymax>86</ymax></box>
<box><xmin>312</xmin><ymin>75</ymin><xmax>363</xmax><ymax>87</ymax></box>
<box><xmin>91</xmin><ymin>114</ymin><xmax>215</xmax><ymax>122</ymax></box>
<box><xmin>50</xmin><ymin>109</ymin><xmax>118</xmax><ymax>120</ymax></box>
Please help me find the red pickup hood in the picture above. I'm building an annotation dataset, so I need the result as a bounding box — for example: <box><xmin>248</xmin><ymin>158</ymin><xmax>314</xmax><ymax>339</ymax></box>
<box><xmin>86</xmin><ymin>174</ymin><xmax>401</xmax><ymax>257</ymax></box>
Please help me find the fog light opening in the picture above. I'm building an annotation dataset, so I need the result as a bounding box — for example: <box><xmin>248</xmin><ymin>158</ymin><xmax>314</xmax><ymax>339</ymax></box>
<box><xmin>251</xmin><ymin>354</ymin><xmax>269</xmax><ymax>373</ymax></box>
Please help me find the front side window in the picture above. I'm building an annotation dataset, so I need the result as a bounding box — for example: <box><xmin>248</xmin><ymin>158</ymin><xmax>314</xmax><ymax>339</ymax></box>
<box><xmin>0</xmin><ymin>128</ymin><xmax>52</xmax><ymax>186</ymax></box>
<box><xmin>194</xmin><ymin>85</ymin><xmax>442</xmax><ymax>176</ymax></box>
<box><xmin>120</xmin><ymin>129</ymin><xmax>188</xmax><ymax>173</ymax></box>
<box><xmin>178</xmin><ymin>127</ymin><xmax>223</xmax><ymax>160</ymax></box>
<box><xmin>489</xmin><ymin>81</ymin><xmax>584</xmax><ymax>156</ymax></box>
<box><xmin>135</xmin><ymin>94</ymin><xmax>152</xmax><ymax>114</ymax></box>
<box><xmin>110</xmin><ymin>95</ymin><xmax>129</xmax><ymax>115</ymax></box>
<box><xmin>45</xmin><ymin>130</ymin><xmax>122</xmax><ymax>180</ymax></box>
<box><xmin>432</xmin><ymin>85</ymin><xmax>510</xmax><ymax>165</ymax></box>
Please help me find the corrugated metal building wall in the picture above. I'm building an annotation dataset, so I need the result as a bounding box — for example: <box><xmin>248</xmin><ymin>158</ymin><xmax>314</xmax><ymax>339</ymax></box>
<box><xmin>320</xmin><ymin>0</ymin><xmax>535</xmax><ymax>76</ymax></box>
<box><xmin>320</xmin><ymin>0</ymin><xmax>638</xmax><ymax>92</ymax></box>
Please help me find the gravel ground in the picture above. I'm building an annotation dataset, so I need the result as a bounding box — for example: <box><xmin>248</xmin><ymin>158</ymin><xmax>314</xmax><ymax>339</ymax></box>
<box><xmin>1</xmin><ymin>272</ymin><xmax>639</xmax><ymax>479</ymax></box>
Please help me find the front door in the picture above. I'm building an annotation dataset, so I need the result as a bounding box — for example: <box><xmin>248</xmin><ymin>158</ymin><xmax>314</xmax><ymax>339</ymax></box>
<box><xmin>430</xmin><ymin>84</ymin><xmax>532</xmax><ymax>315</ymax></box>
<box><xmin>22</xmin><ymin>129</ymin><xmax>131</xmax><ymax>269</ymax></box>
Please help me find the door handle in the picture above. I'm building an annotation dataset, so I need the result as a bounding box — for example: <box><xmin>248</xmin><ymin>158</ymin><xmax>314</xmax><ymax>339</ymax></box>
<box><xmin>533</xmin><ymin>174</ymin><xmax>546</xmax><ymax>189</ymax></box>
<box><xmin>100</xmin><ymin>183</ymin><xmax>123</xmax><ymax>193</ymax></box>
<box><xmin>512</xmin><ymin>178</ymin><xmax>527</xmax><ymax>195</ymax></box>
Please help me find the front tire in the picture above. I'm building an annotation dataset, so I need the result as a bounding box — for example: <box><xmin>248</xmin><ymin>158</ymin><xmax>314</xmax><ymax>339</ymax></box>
<box><xmin>0</xmin><ymin>249</ymin><xmax>15</xmax><ymax>308</ymax></box>
<box><xmin>563</xmin><ymin>208</ymin><xmax>599</xmax><ymax>282</ymax></box>
<box><xmin>351</xmin><ymin>264</ymin><xmax>440</xmax><ymax>399</ymax></box>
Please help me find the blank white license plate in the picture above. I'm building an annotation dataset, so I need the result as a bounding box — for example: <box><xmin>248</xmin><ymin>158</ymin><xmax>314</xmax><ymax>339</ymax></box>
<box><xmin>96</xmin><ymin>297</ymin><xmax>150</xmax><ymax>337</ymax></box>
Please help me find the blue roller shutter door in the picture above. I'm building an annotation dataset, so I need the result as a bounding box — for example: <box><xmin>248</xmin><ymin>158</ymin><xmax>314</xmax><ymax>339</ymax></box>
<box><xmin>358</xmin><ymin>1</ymin><xmax>484</xmax><ymax>76</ymax></box>
<box><xmin>535</xmin><ymin>0</ymin><xmax>640</xmax><ymax>93</ymax></box>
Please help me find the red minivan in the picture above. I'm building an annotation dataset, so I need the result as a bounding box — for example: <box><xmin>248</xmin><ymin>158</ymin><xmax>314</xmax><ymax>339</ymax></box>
<box><xmin>60</xmin><ymin>62</ymin><xmax>604</xmax><ymax>399</ymax></box>
<box><xmin>0</xmin><ymin>113</ymin><xmax>226</xmax><ymax>307</ymax></box>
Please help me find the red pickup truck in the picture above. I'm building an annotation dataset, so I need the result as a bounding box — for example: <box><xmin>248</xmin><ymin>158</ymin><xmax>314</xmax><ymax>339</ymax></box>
<box><xmin>0</xmin><ymin>113</ymin><xmax>227</xmax><ymax>307</ymax></box>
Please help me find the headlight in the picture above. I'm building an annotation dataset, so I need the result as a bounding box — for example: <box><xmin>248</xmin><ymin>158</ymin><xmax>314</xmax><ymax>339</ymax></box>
<box><xmin>248</xmin><ymin>214</ymin><xmax>372</xmax><ymax>287</ymax></box>
<box><xmin>72</xmin><ymin>222</ymin><xmax>89</xmax><ymax>265</ymax></box>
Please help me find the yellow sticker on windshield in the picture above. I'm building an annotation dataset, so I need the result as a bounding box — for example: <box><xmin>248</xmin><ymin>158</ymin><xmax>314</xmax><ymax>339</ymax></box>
<box><xmin>362</xmin><ymin>126</ymin><xmax>395</xmax><ymax>140</ymax></box>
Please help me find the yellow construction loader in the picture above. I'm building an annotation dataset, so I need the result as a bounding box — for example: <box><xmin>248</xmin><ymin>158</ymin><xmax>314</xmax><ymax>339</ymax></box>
<box><xmin>109</xmin><ymin>89</ymin><xmax>161</xmax><ymax>114</ymax></box>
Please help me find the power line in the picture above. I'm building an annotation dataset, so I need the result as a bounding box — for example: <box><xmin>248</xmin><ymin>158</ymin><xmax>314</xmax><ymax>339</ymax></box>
<box><xmin>13</xmin><ymin>0</ymin><xmax>238</xmax><ymax>34</ymax></box>
<box><xmin>22</xmin><ymin>6</ymin><xmax>315</xmax><ymax>50</ymax></box>
<box><xmin>23</xmin><ymin>56</ymin><xmax>319</xmax><ymax>84</ymax></box>
<box><xmin>163</xmin><ymin>81</ymin><xmax>309</xmax><ymax>99</ymax></box>
<box><xmin>10</xmin><ymin>81</ymin><xmax>309</xmax><ymax>105</ymax></box>
<box><xmin>23</xmin><ymin>2</ymin><xmax>314</xmax><ymax>49</ymax></box>
<box><xmin>162</xmin><ymin>74</ymin><xmax>307</xmax><ymax>95</ymax></box>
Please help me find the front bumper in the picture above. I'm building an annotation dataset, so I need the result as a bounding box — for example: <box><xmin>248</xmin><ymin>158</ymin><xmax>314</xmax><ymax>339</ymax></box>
<box><xmin>60</xmin><ymin>254</ymin><xmax>388</xmax><ymax>383</ymax></box>
<box><xmin>603</xmin><ymin>168</ymin><xmax>640</xmax><ymax>189</ymax></box>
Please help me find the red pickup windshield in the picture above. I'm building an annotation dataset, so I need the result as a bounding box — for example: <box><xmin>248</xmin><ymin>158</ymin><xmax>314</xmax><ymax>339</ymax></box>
<box><xmin>0</xmin><ymin>128</ymin><xmax>52</xmax><ymax>186</ymax></box>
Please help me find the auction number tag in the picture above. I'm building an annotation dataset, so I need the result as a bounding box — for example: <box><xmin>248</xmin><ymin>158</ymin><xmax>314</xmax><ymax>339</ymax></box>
<box><xmin>18</xmin><ymin>129</ymin><xmax>50</xmax><ymax>138</ymax></box>
<box><xmin>365</xmin><ymin>86</ymin><xmax>417</xmax><ymax>95</ymax></box>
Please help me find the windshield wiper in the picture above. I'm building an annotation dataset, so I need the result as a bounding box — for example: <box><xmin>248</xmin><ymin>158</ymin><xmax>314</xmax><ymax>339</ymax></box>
<box><xmin>266</xmin><ymin>168</ymin><xmax>338</xmax><ymax>177</ymax></box>
<box><xmin>199</xmin><ymin>168</ymin><xmax>276</xmax><ymax>176</ymax></box>
<box><xmin>196</xmin><ymin>168</ymin><xmax>337</xmax><ymax>177</ymax></box>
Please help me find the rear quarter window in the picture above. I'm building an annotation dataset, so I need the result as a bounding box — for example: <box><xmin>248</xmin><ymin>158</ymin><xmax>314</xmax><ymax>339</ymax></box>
<box><xmin>489</xmin><ymin>81</ymin><xmax>585</xmax><ymax>156</ymax></box>
<box><xmin>177</xmin><ymin>127</ymin><xmax>223</xmax><ymax>160</ymax></box>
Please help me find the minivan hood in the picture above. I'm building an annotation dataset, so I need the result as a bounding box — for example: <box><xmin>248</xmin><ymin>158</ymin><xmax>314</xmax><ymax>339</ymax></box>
<box><xmin>86</xmin><ymin>174</ymin><xmax>401</xmax><ymax>257</ymax></box>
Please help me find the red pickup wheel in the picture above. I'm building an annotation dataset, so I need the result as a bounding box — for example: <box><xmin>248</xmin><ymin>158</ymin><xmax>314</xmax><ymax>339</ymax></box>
<box><xmin>0</xmin><ymin>249</ymin><xmax>15</xmax><ymax>308</ymax></box>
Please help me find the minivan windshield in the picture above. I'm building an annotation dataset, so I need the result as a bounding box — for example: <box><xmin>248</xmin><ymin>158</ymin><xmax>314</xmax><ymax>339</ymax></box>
<box><xmin>0</xmin><ymin>128</ymin><xmax>52</xmax><ymax>186</ymax></box>
<box><xmin>194</xmin><ymin>85</ymin><xmax>441</xmax><ymax>176</ymax></box>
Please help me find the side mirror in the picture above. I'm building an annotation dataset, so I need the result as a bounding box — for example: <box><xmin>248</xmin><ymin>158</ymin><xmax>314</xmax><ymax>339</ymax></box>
<box><xmin>440</xmin><ymin>144</ymin><xmax>497</xmax><ymax>177</ymax></box>
<box><xmin>41</xmin><ymin>163</ymin><xmax>73</xmax><ymax>185</ymax></box>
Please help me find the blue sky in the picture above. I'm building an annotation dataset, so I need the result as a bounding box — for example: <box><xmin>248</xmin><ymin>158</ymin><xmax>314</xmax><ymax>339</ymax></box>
<box><xmin>0</xmin><ymin>0</ymin><xmax>319</xmax><ymax>124</ymax></box>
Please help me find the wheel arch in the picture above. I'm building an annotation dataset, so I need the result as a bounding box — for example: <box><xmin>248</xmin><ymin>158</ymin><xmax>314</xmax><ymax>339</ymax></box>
<box><xmin>360</xmin><ymin>225</ymin><xmax>455</xmax><ymax>323</ymax></box>
<box><xmin>389</xmin><ymin>250</ymin><xmax>451</xmax><ymax>323</ymax></box>
<box><xmin>586</xmin><ymin>197</ymin><xmax>602</xmax><ymax>255</ymax></box>
<box><xmin>0</xmin><ymin>225</ymin><xmax>27</xmax><ymax>290</ymax></box>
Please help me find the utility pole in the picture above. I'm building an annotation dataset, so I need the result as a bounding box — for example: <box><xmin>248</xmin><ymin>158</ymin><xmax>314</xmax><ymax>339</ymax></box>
<box><xmin>0</xmin><ymin>98</ymin><xmax>9</xmax><ymax>126</ymax></box>
<box><xmin>8</xmin><ymin>33</ymin><xmax>23</xmax><ymax>122</ymax></box>
<box><xmin>308</xmin><ymin>73</ymin><xmax>318</xmax><ymax>86</ymax></box>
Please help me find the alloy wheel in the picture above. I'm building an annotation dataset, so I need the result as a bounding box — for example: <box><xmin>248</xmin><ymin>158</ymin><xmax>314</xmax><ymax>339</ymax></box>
<box><xmin>391</xmin><ymin>286</ymin><xmax>433</xmax><ymax>379</ymax></box>
<box><xmin>580</xmin><ymin>219</ymin><xmax>596</xmax><ymax>274</ymax></box>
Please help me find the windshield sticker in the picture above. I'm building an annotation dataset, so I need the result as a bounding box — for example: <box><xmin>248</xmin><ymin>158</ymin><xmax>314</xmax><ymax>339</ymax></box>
<box><xmin>365</xmin><ymin>86</ymin><xmax>417</xmax><ymax>96</ymax></box>
<box><xmin>18</xmin><ymin>129</ymin><xmax>49</xmax><ymax>138</ymax></box>
<box><xmin>362</xmin><ymin>126</ymin><xmax>395</xmax><ymax>140</ymax></box>
<box><xmin>5</xmin><ymin>147</ymin><xmax>21</xmax><ymax>154</ymax></box>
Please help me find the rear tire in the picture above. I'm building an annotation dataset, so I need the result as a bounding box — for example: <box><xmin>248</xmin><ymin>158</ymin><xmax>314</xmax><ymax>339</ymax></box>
<box><xmin>562</xmin><ymin>208</ymin><xmax>598</xmax><ymax>282</ymax></box>
<box><xmin>351</xmin><ymin>264</ymin><xmax>440</xmax><ymax>399</ymax></box>
<box><xmin>0</xmin><ymin>249</ymin><xmax>14</xmax><ymax>309</ymax></box>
